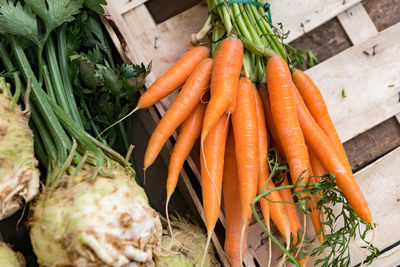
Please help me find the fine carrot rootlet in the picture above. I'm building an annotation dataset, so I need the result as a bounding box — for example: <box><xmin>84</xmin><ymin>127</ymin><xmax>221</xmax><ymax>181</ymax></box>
<box><xmin>144</xmin><ymin>58</ymin><xmax>213</xmax><ymax>169</ymax></box>
<box><xmin>231</xmin><ymin>77</ymin><xmax>259</xmax><ymax>261</ymax></box>
<box><xmin>137</xmin><ymin>46</ymin><xmax>209</xmax><ymax>109</ymax></box>
<box><xmin>201</xmin><ymin>36</ymin><xmax>243</xmax><ymax>142</ymax></box>
<box><xmin>223</xmin><ymin>128</ymin><xmax>247</xmax><ymax>267</ymax></box>
<box><xmin>291</xmin><ymin>82</ymin><xmax>372</xmax><ymax>224</ymax></box>
<box><xmin>254</xmin><ymin>87</ymin><xmax>291</xmax><ymax>243</ymax></box>
<box><xmin>200</xmin><ymin>113</ymin><xmax>229</xmax><ymax>265</ymax></box>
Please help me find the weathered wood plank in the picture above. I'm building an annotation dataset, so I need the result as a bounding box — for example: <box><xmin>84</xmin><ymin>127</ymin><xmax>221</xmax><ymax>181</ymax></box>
<box><xmin>348</xmin><ymin>146</ymin><xmax>400</xmax><ymax>265</ymax></box>
<box><xmin>305</xmin><ymin>22</ymin><xmax>400</xmax><ymax>142</ymax></box>
<box><xmin>362</xmin><ymin>0</ymin><xmax>400</xmax><ymax>31</ymax></box>
<box><xmin>337</xmin><ymin>3</ymin><xmax>378</xmax><ymax>45</ymax></box>
<box><xmin>269</xmin><ymin>0</ymin><xmax>360</xmax><ymax>43</ymax></box>
<box><xmin>119</xmin><ymin>0</ymin><xmax>150</xmax><ymax>14</ymax></box>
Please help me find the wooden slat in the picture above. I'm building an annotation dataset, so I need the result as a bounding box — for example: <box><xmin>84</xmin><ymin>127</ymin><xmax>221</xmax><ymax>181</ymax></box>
<box><xmin>338</xmin><ymin>3</ymin><xmax>378</xmax><ymax>45</ymax></box>
<box><xmin>119</xmin><ymin>0</ymin><xmax>150</xmax><ymax>14</ymax></box>
<box><xmin>120</xmin><ymin>3</ymin><xmax>207</xmax><ymax>86</ymax></box>
<box><xmin>268</xmin><ymin>0</ymin><xmax>360</xmax><ymax>43</ymax></box>
<box><xmin>305</xmin><ymin>22</ymin><xmax>400</xmax><ymax>142</ymax></box>
<box><xmin>348</xmin><ymin>146</ymin><xmax>400</xmax><ymax>265</ymax></box>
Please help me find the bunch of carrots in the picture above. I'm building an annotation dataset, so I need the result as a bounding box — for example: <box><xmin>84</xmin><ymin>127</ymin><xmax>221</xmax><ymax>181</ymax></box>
<box><xmin>116</xmin><ymin>2</ymin><xmax>376</xmax><ymax>266</ymax></box>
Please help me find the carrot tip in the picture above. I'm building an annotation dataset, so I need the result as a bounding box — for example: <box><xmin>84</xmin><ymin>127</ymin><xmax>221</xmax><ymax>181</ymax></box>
<box><xmin>239</xmin><ymin>224</ymin><xmax>246</xmax><ymax>267</ymax></box>
<box><xmin>200</xmin><ymin>232</ymin><xmax>212</xmax><ymax>267</ymax></box>
<box><xmin>165</xmin><ymin>196</ymin><xmax>175</xmax><ymax>239</ymax></box>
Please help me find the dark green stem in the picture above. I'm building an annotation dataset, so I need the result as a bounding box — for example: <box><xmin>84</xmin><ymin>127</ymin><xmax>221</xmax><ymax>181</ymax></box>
<box><xmin>56</xmin><ymin>25</ymin><xmax>84</xmax><ymax>127</ymax></box>
<box><xmin>11</xmin><ymin>36</ymin><xmax>71</xmax><ymax>165</ymax></box>
<box><xmin>42</xmin><ymin>64</ymin><xmax>57</xmax><ymax>101</ymax></box>
<box><xmin>45</xmin><ymin>36</ymin><xmax>72</xmax><ymax>117</ymax></box>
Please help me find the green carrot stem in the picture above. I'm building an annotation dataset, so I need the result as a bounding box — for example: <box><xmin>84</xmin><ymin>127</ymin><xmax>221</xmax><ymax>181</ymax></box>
<box><xmin>238</xmin><ymin>4</ymin><xmax>262</xmax><ymax>45</ymax></box>
<box><xmin>248</xmin><ymin>5</ymin><xmax>279</xmax><ymax>53</ymax></box>
<box><xmin>256</xmin><ymin>6</ymin><xmax>287</xmax><ymax>59</ymax></box>
<box><xmin>230</xmin><ymin>3</ymin><xmax>253</xmax><ymax>41</ymax></box>
<box><xmin>251</xmin><ymin>197</ymin><xmax>300</xmax><ymax>267</ymax></box>
<box><xmin>212</xmin><ymin>0</ymin><xmax>233</xmax><ymax>35</ymax></box>
<box><xmin>240</xmin><ymin>37</ymin><xmax>276</xmax><ymax>58</ymax></box>
<box><xmin>56</xmin><ymin>25</ymin><xmax>84</xmax><ymax>127</ymax></box>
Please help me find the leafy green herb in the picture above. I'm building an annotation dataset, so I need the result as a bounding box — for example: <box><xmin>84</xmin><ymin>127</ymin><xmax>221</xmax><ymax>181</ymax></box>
<box><xmin>25</xmin><ymin>0</ymin><xmax>83</xmax><ymax>35</ymax></box>
<box><xmin>342</xmin><ymin>88</ymin><xmax>347</xmax><ymax>98</ymax></box>
<box><xmin>388</xmin><ymin>84</ymin><xmax>395</xmax><ymax>88</ymax></box>
<box><xmin>83</xmin><ymin>0</ymin><xmax>106</xmax><ymax>15</ymax></box>
<box><xmin>0</xmin><ymin>1</ymin><xmax>39</xmax><ymax>45</ymax></box>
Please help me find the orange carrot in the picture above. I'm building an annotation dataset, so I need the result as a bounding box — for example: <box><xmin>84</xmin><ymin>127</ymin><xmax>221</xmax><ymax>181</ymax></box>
<box><xmin>166</xmin><ymin>102</ymin><xmax>207</xmax><ymax>199</ymax></box>
<box><xmin>201</xmin><ymin>36</ymin><xmax>243</xmax><ymax>142</ymax></box>
<box><xmin>144</xmin><ymin>58</ymin><xmax>213</xmax><ymax>169</ymax></box>
<box><xmin>307</xmin><ymin>163</ymin><xmax>325</xmax><ymax>244</ymax></box>
<box><xmin>259</xmin><ymin>84</ymin><xmax>303</xmax><ymax>243</ymax></box>
<box><xmin>226</xmin><ymin>82</ymin><xmax>238</xmax><ymax>114</ymax></box>
<box><xmin>223</xmin><ymin>127</ymin><xmax>247</xmax><ymax>267</ymax></box>
<box><xmin>254</xmin><ymin>87</ymin><xmax>291</xmax><ymax>242</ymax></box>
<box><xmin>200</xmin><ymin>113</ymin><xmax>229</xmax><ymax>265</ymax></box>
<box><xmin>231</xmin><ymin>77</ymin><xmax>258</xmax><ymax>257</ymax></box>
<box><xmin>291</xmin><ymin>82</ymin><xmax>372</xmax><ymax>224</ymax></box>
<box><xmin>292</xmin><ymin>69</ymin><xmax>351</xmax><ymax>173</ymax></box>
<box><xmin>137</xmin><ymin>46</ymin><xmax>209</xmax><ymax>109</ymax></box>
<box><xmin>309</xmin><ymin>149</ymin><xmax>325</xmax><ymax>180</ymax></box>
<box><xmin>259</xmin><ymin>84</ymin><xmax>284</xmax><ymax>154</ymax></box>
<box><xmin>266</xmin><ymin>55</ymin><xmax>311</xmax><ymax>190</ymax></box>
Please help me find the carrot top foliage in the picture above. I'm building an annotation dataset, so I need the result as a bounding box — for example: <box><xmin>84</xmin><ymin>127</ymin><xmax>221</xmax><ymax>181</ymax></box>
<box><xmin>251</xmin><ymin>148</ymin><xmax>379</xmax><ymax>267</ymax></box>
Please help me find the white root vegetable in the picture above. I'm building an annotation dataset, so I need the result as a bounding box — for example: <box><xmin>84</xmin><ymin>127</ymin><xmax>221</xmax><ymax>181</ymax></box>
<box><xmin>155</xmin><ymin>216</ymin><xmax>220</xmax><ymax>267</ymax></box>
<box><xmin>30</xmin><ymin>162</ymin><xmax>162</xmax><ymax>267</ymax></box>
<box><xmin>0</xmin><ymin>80</ymin><xmax>39</xmax><ymax>220</ymax></box>
<box><xmin>0</xmin><ymin>241</ymin><xmax>25</xmax><ymax>267</ymax></box>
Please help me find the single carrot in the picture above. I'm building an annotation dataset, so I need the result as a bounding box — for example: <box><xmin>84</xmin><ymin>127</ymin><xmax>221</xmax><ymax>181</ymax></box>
<box><xmin>307</xmin><ymin>163</ymin><xmax>325</xmax><ymax>244</ymax></box>
<box><xmin>223</xmin><ymin>127</ymin><xmax>247</xmax><ymax>267</ymax></box>
<box><xmin>137</xmin><ymin>46</ymin><xmax>209</xmax><ymax>109</ymax></box>
<box><xmin>266</xmin><ymin>55</ymin><xmax>311</xmax><ymax>190</ymax></box>
<box><xmin>226</xmin><ymin>82</ymin><xmax>238</xmax><ymax>114</ymax></box>
<box><xmin>200</xmin><ymin>113</ymin><xmax>229</xmax><ymax>266</ymax></box>
<box><xmin>292</xmin><ymin>69</ymin><xmax>352</xmax><ymax>173</ymax></box>
<box><xmin>144</xmin><ymin>58</ymin><xmax>213</xmax><ymax>169</ymax></box>
<box><xmin>309</xmin><ymin>149</ymin><xmax>325</xmax><ymax>181</ymax></box>
<box><xmin>231</xmin><ymin>77</ymin><xmax>258</xmax><ymax>261</ymax></box>
<box><xmin>165</xmin><ymin>102</ymin><xmax>206</xmax><ymax>238</ymax></box>
<box><xmin>259</xmin><ymin>84</ymin><xmax>284</xmax><ymax>154</ymax></box>
<box><xmin>201</xmin><ymin>36</ymin><xmax>243</xmax><ymax>142</ymax></box>
<box><xmin>259</xmin><ymin>84</ymin><xmax>303</xmax><ymax>246</ymax></box>
<box><xmin>254</xmin><ymin>87</ymin><xmax>291</xmax><ymax>243</ymax></box>
<box><xmin>166</xmin><ymin>102</ymin><xmax>207</xmax><ymax>200</ymax></box>
<box><xmin>291</xmin><ymin>82</ymin><xmax>372</xmax><ymax>224</ymax></box>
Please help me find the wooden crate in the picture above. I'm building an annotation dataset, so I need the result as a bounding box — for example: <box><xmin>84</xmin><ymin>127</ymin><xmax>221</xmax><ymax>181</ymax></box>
<box><xmin>103</xmin><ymin>0</ymin><xmax>400</xmax><ymax>266</ymax></box>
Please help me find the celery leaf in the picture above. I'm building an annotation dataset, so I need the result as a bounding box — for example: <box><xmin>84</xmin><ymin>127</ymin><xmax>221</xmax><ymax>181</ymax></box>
<box><xmin>0</xmin><ymin>1</ymin><xmax>40</xmax><ymax>45</ymax></box>
<box><xmin>25</xmin><ymin>0</ymin><xmax>83</xmax><ymax>33</ymax></box>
